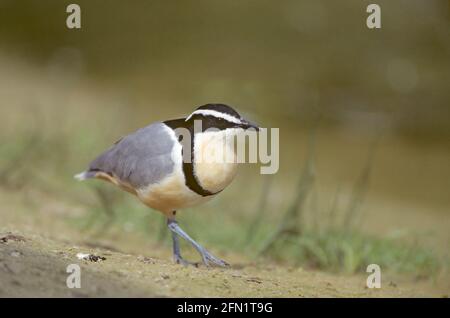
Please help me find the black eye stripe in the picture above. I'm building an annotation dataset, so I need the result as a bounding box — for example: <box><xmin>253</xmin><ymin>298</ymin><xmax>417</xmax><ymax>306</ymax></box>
<box><xmin>188</xmin><ymin>114</ymin><xmax>236</xmax><ymax>131</ymax></box>
<box><xmin>196</xmin><ymin>103</ymin><xmax>240</xmax><ymax>119</ymax></box>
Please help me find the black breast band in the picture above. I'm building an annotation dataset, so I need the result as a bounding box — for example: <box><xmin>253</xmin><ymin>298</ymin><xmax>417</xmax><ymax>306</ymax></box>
<box><xmin>163</xmin><ymin>119</ymin><xmax>216</xmax><ymax>197</ymax></box>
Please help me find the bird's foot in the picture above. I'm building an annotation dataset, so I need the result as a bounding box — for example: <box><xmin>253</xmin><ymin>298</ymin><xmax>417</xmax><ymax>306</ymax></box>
<box><xmin>199</xmin><ymin>248</ymin><xmax>229</xmax><ymax>267</ymax></box>
<box><xmin>174</xmin><ymin>254</ymin><xmax>199</xmax><ymax>267</ymax></box>
<box><xmin>167</xmin><ymin>218</ymin><xmax>229</xmax><ymax>268</ymax></box>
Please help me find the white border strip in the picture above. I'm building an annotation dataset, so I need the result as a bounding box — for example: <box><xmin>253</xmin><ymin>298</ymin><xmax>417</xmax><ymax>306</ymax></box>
<box><xmin>186</xmin><ymin>109</ymin><xmax>242</xmax><ymax>124</ymax></box>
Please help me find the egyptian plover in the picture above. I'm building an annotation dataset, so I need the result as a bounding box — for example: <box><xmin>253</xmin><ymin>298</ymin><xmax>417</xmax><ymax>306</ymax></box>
<box><xmin>75</xmin><ymin>104</ymin><xmax>259</xmax><ymax>266</ymax></box>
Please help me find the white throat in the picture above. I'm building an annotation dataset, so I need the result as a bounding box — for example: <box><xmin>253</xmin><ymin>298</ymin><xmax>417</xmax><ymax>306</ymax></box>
<box><xmin>192</xmin><ymin>128</ymin><xmax>241</xmax><ymax>193</ymax></box>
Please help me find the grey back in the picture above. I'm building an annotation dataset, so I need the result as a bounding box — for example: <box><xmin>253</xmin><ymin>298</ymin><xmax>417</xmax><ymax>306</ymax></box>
<box><xmin>88</xmin><ymin>122</ymin><xmax>176</xmax><ymax>189</ymax></box>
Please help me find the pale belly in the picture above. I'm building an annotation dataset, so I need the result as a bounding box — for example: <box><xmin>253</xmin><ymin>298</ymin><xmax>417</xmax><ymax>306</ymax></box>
<box><xmin>136</xmin><ymin>168</ymin><xmax>213</xmax><ymax>216</ymax></box>
<box><xmin>136</xmin><ymin>161</ymin><xmax>237</xmax><ymax>216</ymax></box>
<box><xmin>136</xmin><ymin>129</ymin><xmax>239</xmax><ymax>216</ymax></box>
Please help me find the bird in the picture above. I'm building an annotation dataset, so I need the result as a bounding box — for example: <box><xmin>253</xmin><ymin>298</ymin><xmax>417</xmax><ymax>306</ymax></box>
<box><xmin>74</xmin><ymin>103</ymin><xmax>259</xmax><ymax>267</ymax></box>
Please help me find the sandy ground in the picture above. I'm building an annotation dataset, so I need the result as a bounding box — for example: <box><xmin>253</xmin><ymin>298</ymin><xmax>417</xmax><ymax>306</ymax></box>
<box><xmin>0</xmin><ymin>186</ymin><xmax>448</xmax><ymax>298</ymax></box>
<box><xmin>0</xmin><ymin>169</ymin><xmax>449</xmax><ymax>298</ymax></box>
<box><xmin>1</xmin><ymin>230</ymin><xmax>447</xmax><ymax>298</ymax></box>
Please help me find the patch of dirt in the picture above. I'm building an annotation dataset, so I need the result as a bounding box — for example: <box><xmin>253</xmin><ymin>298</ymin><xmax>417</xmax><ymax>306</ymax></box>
<box><xmin>0</xmin><ymin>231</ymin><xmax>447</xmax><ymax>297</ymax></box>
<box><xmin>0</xmin><ymin>233</ymin><xmax>26</xmax><ymax>243</ymax></box>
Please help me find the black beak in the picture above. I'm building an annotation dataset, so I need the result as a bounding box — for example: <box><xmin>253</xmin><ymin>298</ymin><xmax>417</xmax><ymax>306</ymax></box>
<box><xmin>238</xmin><ymin>119</ymin><xmax>260</xmax><ymax>131</ymax></box>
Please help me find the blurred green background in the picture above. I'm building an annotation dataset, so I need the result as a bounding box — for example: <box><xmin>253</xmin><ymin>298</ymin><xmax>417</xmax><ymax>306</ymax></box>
<box><xmin>0</xmin><ymin>1</ymin><xmax>449</xmax><ymax>277</ymax></box>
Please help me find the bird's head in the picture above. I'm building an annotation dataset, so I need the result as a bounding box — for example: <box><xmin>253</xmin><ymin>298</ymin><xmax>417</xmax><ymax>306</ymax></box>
<box><xmin>185</xmin><ymin>104</ymin><xmax>259</xmax><ymax>133</ymax></box>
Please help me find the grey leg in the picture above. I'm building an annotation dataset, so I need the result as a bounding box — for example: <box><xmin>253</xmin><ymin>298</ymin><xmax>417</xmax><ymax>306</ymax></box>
<box><xmin>171</xmin><ymin>231</ymin><xmax>195</xmax><ymax>266</ymax></box>
<box><xmin>167</xmin><ymin>218</ymin><xmax>229</xmax><ymax>267</ymax></box>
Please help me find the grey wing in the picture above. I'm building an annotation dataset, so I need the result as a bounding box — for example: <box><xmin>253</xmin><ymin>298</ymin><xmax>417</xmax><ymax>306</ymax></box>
<box><xmin>87</xmin><ymin>122</ymin><xmax>176</xmax><ymax>189</ymax></box>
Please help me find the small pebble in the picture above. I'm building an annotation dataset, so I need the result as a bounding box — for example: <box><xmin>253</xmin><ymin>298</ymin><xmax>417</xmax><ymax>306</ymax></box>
<box><xmin>76</xmin><ymin>253</ymin><xmax>106</xmax><ymax>262</ymax></box>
